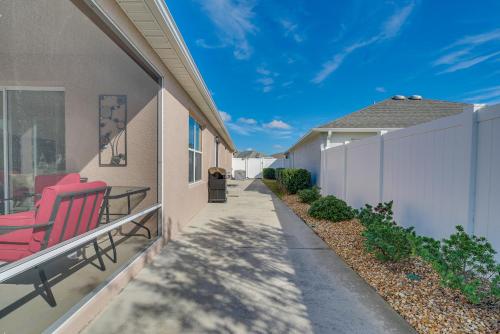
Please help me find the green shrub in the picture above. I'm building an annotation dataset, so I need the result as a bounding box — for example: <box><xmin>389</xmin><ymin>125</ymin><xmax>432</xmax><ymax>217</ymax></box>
<box><xmin>362</xmin><ymin>221</ymin><xmax>415</xmax><ymax>262</ymax></box>
<box><xmin>356</xmin><ymin>201</ymin><xmax>394</xmax><ymax>226</ymax></box>
<box><xmin>431</xmin><ymin>226</ymin><xmax>500</xmax><ymax>304</ymax></box>
<box><xmin>275</xmin><ymin>168</ymin><xmax>285</xmax><ymax>183</ymax></box>
<box><xmin>308</xmin><ymin>195</ymin><xmax>355</xmax><ymax>222</ymax></box>
<box><xmin>298</xmin><ymin>187</ymin><xmax>321</xmax><ymax>204</ymax></box>
<box><xmin>357</xmin><ymin>199</ymin><xmax>500</xmax><ymax>304</ymax></box>
<box><xmin>263</xmin><ymin>168</ymin><xmax>275</xmax><ymax>179</ymax></box>
<box><xmin>279</xmin><ymin>168</ymin><xmax>311</xmax><ymax>194</ymax></box>
<box><xmin>413</xmin><ymin>235</ymin><xmax>441</xmax><ymax>263</ymax></box>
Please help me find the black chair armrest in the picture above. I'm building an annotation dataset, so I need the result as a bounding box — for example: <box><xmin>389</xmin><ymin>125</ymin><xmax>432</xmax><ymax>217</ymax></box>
<box><xmin>0</xmin><ymin>222</ymin><xmax>53</xmax><ymax>231</ymax></box>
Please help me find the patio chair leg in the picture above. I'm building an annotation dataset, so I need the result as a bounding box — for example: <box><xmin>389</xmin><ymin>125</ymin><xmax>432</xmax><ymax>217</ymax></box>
<box><xmin>131</xmin><ymin>220</ymin><xmax>152</xmax><ymax>239</ymax></box>
<box><xmin>93</xmin><ymin>240</ymin><xmax>106</xmax><ymax>271</ymax></box>
<box><xmin>108</xmin><ymin>231</ymin><xmax>117</xmax><ymax>263</ymax></box>
<box><xmin>37</xmin><ymin>267</ymin><xmax>56</xmax><ymax>307</ymax></box>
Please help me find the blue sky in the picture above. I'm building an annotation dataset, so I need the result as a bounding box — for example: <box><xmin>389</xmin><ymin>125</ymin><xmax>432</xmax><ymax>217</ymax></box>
<box><xmin>167</xmin><ymin>0</ymin><xmax>500</xmax><ymax>154</ymax></box>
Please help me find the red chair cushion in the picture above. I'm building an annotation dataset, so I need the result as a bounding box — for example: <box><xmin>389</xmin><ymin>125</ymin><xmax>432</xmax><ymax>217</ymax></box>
<box><xmin>0</xmin><ymin>181</ymin><xmax>107</xmax><ymax>262</ymax></box>
<box><xmin>0</xmin><ymin>211</ymin><xmax>36</xmax><ymax>262</ymax></box>
<box><xmin>34</xmin><ymin>173</ymin><xmax>81</xmax><ymax>195</ymax></box>
<box><xmin>31</xmin><ymin>181</ymin><xmax>107</xmax><ymax>251</ymax></box>
<box><xmin>0</xmin><ymin>211</ymin><xmax>36</xmax><ymax>244</ymax></box>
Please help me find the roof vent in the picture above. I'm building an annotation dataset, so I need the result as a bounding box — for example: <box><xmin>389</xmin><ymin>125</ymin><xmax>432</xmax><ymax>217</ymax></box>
<box><xmin>408</xmin><ymin>95</ymin><xmax>423</xmax><ymax>100</ymax></box>
<box><xmin>392</xmin><ymin>95</ymin><xmax>406</xmax><ymax>100</ymax></box>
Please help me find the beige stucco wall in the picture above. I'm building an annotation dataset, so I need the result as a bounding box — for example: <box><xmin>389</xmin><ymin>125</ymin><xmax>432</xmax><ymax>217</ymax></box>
<box><xmin>95</xmin><ymin>0</ymin><xmax>233</xmax><ymax>239</ymax></box>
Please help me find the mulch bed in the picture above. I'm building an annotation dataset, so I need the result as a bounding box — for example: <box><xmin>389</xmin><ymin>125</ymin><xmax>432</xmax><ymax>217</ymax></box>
<box><xmin>282</xmin><ymin>193</ymin><xmax>500</xmax><ymax>334</ymax></box>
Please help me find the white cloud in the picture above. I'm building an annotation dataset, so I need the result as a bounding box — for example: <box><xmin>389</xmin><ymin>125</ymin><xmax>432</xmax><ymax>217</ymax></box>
<box><xmin>433</xmin><ymin>29</ymin><xmax>500</xmax><ymax>74</ymax></box>
<box><xmin>195</xmin><ymin>39</ymin><xmax>224</xmax><ymax>49</ymax></box>
<box><xmin>256</xmin><ymin>66</ymin><xmax>271</xmax><ymax>75</ymax></box>
<box><xmin>463</xmin><ymin>85</ymin><xmax>500</xmax><ymax>104</ymax></box>
<box><xmin>263</xmin><ymin>120</ymin><xmax>292</xmax><ymax>130</ymax></box>
<box><xmin>256</xmin><ymin>66</ymin><xmax>278</xmax><ymax>93</ymax></box>
<box><xmin>313</xmin><ymin>53</ymin><xmax>349</xmax><ymax>84</ymax></box>
<box><xmin>226</xmin><ymin>122</ymin><xmax>254</xmax><ymax>135</ymax></box>
<box><xmin>433</xmin><ymin>48</ymin><xmax>471</xmax><ymax>66</ymax></box>
<box><xmin>238</xmin><ymin>117</ymin><xmax>257</xmax><ymax>124</ymax></box>
<box><xmin>225</xmin><ymin>116</ymin><xmax>293</xmax><ymax>138</ymax></box>
<box><xmin>439</xmin><ymin>51</ymin><xmax>500</xmax><ymax>74</ymax></box>
<box><xmin>449</xmin><ymin>28</ymin><xmax>500</xmax><ymax>49</ymax></box>
<box><xmin>283</xmin><ymin>54</ymin><xmax>298</xmax><ymax>64</ymax></box>
<box><xmin>257</xmin><ymin>77</ymin><xmax>274</xmax><ymax>86</ymax></box>
<box><xmin>380</xmin><ymin>2</ymin><xmax>415</xmax><ymax>39</ymax></box>
<box><xmin>375</xmin><ymin>87</ymin><xmax>386</xmax><ymax>93</ymax></box>
<box><xmin>273</xmin><ymin>144</ymin><xmax>285</xmax><ymax>150</ymax></box>
<box><xmin>312</xmin><ymin>2</ymin><xmax>415</xmax><ymax>84</ymax></box>
<box><xmin>198</xmin><ymin>0</ymin><xmax>257</xmax><ymax>60</ymax></box>
<box><xmin>282</xmin><ymin>81</ymin><xmax>294</xmax><ymax>88</ymax></box>
<box><xmin>219</xmin><ymin>110</ymin><xmax>232</xmax><ymax>122</ymax></box>
<box><xmin>279</xmin><ymin>19</ymin><xmax>305</xmax><ymax>43</ymax></box>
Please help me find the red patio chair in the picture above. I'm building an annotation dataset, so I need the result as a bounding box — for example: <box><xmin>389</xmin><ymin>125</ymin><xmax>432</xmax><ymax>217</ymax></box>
<box><xmin>0</xmin><ymin>181</ymin><xmax>109</xmax><ymax>306</ymax></box>
<box><xmin>32</xmin><ymin>173</ymin><xmax>82</xmax><ymax>204</ymax></box>
<box><xmin>0</xmin><ymin>173</ymin><xmax>81</xmax><ymax>210</ymax></box>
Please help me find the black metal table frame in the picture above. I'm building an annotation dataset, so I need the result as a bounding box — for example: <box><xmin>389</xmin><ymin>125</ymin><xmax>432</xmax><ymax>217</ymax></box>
<box><xmin>103</xmin><ymin>186</ymin><xmax>154</xmax><ymax>263</ymax></box>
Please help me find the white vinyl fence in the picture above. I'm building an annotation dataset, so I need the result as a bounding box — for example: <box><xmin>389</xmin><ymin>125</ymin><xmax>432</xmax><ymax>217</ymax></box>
<box><xmin>232</xmin><ymin>157</ymin><xmax>285</xmax><ymax>178</ymax></box>
<box><xmin>320</xmin><ymin>104</ymin><xmax>500</xmax><ymax>260</ymax></box>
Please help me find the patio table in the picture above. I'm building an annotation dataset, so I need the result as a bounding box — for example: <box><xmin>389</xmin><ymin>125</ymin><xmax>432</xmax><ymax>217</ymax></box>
<box><xmin>104</xmin><ymin>186</ymin><xmax>153</xmax><ymax>238</ymax></box>
<box><xmin>102</xmin><ymin>185</ymin><xmax>154</xmax><ymax>263</ymax></box>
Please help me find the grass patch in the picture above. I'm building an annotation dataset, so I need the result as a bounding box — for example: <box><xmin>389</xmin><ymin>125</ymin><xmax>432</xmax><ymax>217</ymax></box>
<box><xmin>262</xmin><ymin>179</ymin><xmax>284</xmax><ymax>199</ymax></box>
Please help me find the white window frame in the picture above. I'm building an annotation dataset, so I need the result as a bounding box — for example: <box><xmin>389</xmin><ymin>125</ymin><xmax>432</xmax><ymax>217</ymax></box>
<box><xmin>189</xmin><ymin>116</ymin><xmax>202</xmax><ymax>184</ymax></box>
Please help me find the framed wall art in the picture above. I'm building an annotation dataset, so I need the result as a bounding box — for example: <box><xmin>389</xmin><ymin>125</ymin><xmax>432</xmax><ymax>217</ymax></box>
<box><xmin>99</xmin><ymin>95</ymin><xmax>127</xmax><ymax>166</ymax></box>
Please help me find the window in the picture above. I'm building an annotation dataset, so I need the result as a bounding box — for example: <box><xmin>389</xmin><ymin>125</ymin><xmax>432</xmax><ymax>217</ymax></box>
<box><xmin>188</xmin><ymin>116</ymin><xmax>202</xmax><ymax>182</ymax></box>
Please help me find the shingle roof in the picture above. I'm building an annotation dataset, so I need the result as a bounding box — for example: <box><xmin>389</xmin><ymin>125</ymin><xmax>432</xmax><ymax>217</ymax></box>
<box><xmin>318</xmin><ymin>98</ymin><xmax>471</xmax><ymax>129</ymax></box>
<box><xmin>234</xmin><ymin>150</ymin><xmax>265</xmax><ymax>158</ymax></box>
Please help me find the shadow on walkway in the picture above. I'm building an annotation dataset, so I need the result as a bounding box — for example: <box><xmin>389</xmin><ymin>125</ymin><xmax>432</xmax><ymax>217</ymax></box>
<box><xmin>84</xmin><ymin>180</ymin><xmax>414</xmax><ymax>334</ymax></box>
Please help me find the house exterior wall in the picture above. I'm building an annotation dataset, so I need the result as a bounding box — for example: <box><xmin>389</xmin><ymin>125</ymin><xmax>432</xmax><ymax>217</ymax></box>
<box><xmin>326</xmin><ymin>132</ymin><xmax>378</xmax><ymax>147</ymax></box>
<box><xmin>288</xmin><ymin>133</ymin><xmax>325</xmax><ymax>185</ymax></box>
<box><xmin>94</xmin><ymin>0</ymin><xmax>233</xmax><ymax>240</ymax></box>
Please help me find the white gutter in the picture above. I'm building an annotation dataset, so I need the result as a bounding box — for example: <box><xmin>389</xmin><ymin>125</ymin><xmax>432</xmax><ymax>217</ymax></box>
<box><xmin>311</xmin><ymin>127</ymin><xmax>401</xmax><ymax>132</ymax></box>
<box><xmin>286</xmin><ymin>127</ymin><xmax>401</xmax><ymax>153</ymax></box>
<box><xmin>285</xmin><ymin>130</ymin><xmax>319</xmax><ymax>153</ymax></box>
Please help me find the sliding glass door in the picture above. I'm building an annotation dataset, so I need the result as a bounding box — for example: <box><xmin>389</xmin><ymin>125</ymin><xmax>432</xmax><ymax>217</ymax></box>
<box><xmin>0</xmin><ymin>88</ymin><xmax>65</xmax><ymax>214</ymax></box>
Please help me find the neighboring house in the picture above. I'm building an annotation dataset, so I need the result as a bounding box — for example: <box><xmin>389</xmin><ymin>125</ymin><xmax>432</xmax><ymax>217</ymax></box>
<box><xmin>0</xmin><ymin>0</ymin><xmax>234</xmax><ymax>332</ymax></box>
<box><xmin>234</xmin><ymin>150</ymin><xmax>266</xmax><ymax>158</ymax></box>
<box><xmin>286</xmin><ymin>95</ymin><xmax>471</xmax><ymax>185</ymax></box>
<box><xmin>271</xmin><ymin>152</ymin><xmax>286</xmax><ymax>159</ymax></box>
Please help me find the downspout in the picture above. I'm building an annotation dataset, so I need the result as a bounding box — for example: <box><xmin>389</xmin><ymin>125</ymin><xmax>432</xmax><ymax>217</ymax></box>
<box><xmin>215</xmin><ymin>136</ymin><xmax>220</xmax><ymax>167</ymax></box>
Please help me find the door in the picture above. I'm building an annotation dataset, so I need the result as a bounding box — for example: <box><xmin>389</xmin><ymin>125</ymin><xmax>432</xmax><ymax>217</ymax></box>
<box><xmin>1</xmin><ymin>88</ymin><xmax>65</xmax><ymax>213</ymax></box>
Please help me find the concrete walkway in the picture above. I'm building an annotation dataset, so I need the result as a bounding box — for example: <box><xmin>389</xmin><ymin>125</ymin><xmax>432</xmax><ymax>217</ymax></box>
<box><xmin>83</xmin><ymin>180</ymin><xmax>414</xmax><ymax>334</ymax></box>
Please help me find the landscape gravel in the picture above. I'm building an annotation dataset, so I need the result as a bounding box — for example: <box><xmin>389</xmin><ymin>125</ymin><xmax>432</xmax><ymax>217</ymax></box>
<box><xmin>281</xmin><ymin>193</ymin><xmax>500</xmax><ymax>334</ymax></box>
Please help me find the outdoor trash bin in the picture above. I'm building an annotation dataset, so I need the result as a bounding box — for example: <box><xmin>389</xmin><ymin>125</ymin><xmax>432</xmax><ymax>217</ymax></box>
<box><xmin>208</xmin><ymin>167</ymin><xmax>227</xmax><ymax>203</ymax></box>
